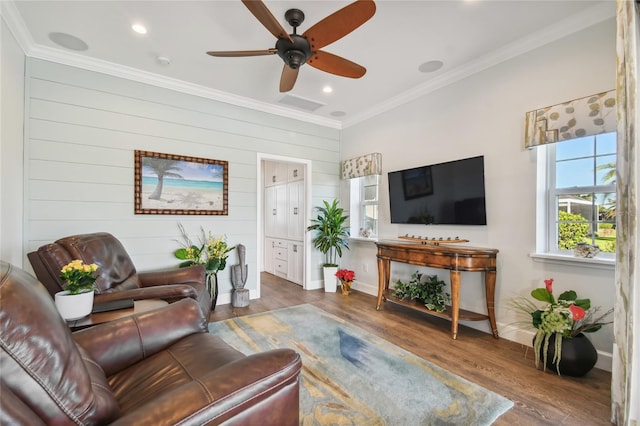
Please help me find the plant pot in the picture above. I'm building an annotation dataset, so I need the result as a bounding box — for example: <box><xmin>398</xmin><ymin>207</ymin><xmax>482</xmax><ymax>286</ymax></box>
<box><xmin>54</xmin><ymin>290</ymin><xmax>94</xmax><ymax>321</ymax></box>
<box><xmin>323</xmin><ymin>266</ymin><xmax>338</xmax><ymax>292</ymax></box>
<box><xmin>536</xmin><ymin>333</ymin><xmax>598</xmax><ymax>377</ymax></box>
<box><xmin>206</xmin><ymin>271</ymin><xmax>219</xmax><ymax>310</ymax></box>
<box><xmin>340</xmin><ymin>280</ymin><xmax>352</xmax><ymax>295</ymax></box>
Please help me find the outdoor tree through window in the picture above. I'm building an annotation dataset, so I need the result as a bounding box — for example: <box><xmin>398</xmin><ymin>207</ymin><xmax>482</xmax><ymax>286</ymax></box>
<box><xmin>548</xmin><ymin>132</ymin><xmax>616</xmax><ymax>254</ymax></box>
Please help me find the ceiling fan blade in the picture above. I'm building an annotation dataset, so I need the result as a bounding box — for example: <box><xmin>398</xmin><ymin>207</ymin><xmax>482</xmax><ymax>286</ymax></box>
<box><xmin>241</xmin><ymin>0</ymin><xmax>293</xmax><ymax>43</ymax></box>
<box><xmin>307</xmin><ymin>50</ymin><xmax>366</xmax><ymax>78</ymax></box>
<box><xmin>207</xmin><ymin>48</ymin><xmax>277</xmax><ymax>57</ymax></box>
<box><xmin>280</xmin><ymin>65</ymin><xmax>299</xmax><ymax>92</ymax></box>
<box><xmin>302</xmin><ymin>0</ymin><xmax>376</xmax><ymax>50</ymax></box>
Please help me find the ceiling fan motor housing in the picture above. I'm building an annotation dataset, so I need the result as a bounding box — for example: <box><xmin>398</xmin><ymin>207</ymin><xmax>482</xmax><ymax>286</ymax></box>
<box><xmin>276</xmin><ymin>34</ymin><xmax>312</xmax><ymax>69</ymax></box>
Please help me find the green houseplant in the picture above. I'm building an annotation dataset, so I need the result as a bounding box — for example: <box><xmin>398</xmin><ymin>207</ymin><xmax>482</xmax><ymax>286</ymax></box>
<box><xmin>392</xmin><ymin>271</ymin><xmax>450</xmax><ymax>312</ymax></box>
<box><xmin>512</xmin><ymin>278</ymin><xmax>612</xmax><ymax>376</ymax></box>
<box><xmin>307</xmin><ymin>199</ymin><xmax>350</xmax><ymax>292</ymax></box>
<box><xmin>174</xmin><ymin>223</ymin><xmax>235</xmax><ymax>309</ymax></box>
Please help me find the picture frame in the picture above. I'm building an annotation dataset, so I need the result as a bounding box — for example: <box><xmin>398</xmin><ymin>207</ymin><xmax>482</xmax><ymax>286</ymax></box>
<box><xmin>402</xmin><ymin>166</ymin><xmax>433</xmax><ymax>199</ymax></box>
<box><xmin>134</xmin><ymin>150</ymin><xmax>228</xmax><ymax>215</ymax></box>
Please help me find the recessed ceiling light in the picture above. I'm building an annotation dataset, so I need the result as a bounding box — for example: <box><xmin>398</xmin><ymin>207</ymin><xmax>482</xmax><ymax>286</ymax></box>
<box><xmin>132</xmin><ymin>23</ymin><xmax>147</xmax><ymax>34</ymax></box>
<box><xmin>418</xmin><ymin>60</ymin><xmax>444</xmax><ymax>73</ymax></box>
<box><xmin>330</xmin><ymin>111</ymin><xmax>346</xmax><ymax>117</ymax></box>
<box><xmin>323</xmin><ymin>86</ymin><xmax>333</xmax><ymax>94</ymax></box>
<box><xmin>48</xmin><ymin>32</ymin><xmax>88</xmax><ymax>51</ymax></box>
<box><xmin>156</xmin><ymin>56</ymin><xmax>171</xmax><ymax>65</ymax></box>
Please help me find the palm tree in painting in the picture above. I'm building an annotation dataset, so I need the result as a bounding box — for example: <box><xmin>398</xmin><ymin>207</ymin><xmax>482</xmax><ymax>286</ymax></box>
<box><xmin>143</xmin><ymin>157</ymin><xmax>183</xmax><ymax>200</ymax></box>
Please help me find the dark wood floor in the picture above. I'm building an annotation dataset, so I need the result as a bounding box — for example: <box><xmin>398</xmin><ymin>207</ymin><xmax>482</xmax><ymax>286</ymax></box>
<box><xmin>210</xmin><ymin>273</ymin><xmax>613</xmax><ymax>425</ymax></box>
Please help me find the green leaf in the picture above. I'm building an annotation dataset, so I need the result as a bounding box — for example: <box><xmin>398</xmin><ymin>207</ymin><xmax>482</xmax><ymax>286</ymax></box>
<box><xmin>174</xmin><ymin>248</ymin><xmax>190</xmax><ymax>260</ymax></box>
<box><xmin>531</xmin><ymin>288</ymin><xmax>554</xmax><ymax>303</ymax></box>
<box><xmin>573</xmin><ymin>298</ymin><xmax>591</xmax><ymax>310</ymax></box>
<box><xmin>531</xmin><ymin>310</ymin><xmax>543</xmax><ymax>328</ymax></box>
<box><xmin>558</xmin><ymin>290</ymin><xmax>577</xmax><ymax>302</ymax></box>
<box><xmin>581</xmin><ymin>324</ymin><xmax>602</xmax><ymax>333</ymax></box>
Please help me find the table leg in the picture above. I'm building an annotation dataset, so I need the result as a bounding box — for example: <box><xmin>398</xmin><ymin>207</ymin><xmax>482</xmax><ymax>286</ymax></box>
<box><xmin>376</xmin><ymin>257</ymin><xmax>388</xmax><ymax>310</ymax></box>
<box><xmin>450</xmin><ymin>270</ymin><xmax>461</xmax><ymax>340</ymax></box>
<box><xmin>485</xmin><ymin>270</ymin><xmax>499</xmax><ymax>338</ymax></box>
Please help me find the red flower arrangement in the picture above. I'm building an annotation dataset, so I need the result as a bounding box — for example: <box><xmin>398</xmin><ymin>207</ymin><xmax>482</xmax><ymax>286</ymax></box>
<box><xmin>512</xmin><ymin>278</ymin><xmax>612</xmax><ymax>374</ymax></box>
<box><xmin>335</xmin><ymin>269</ymin><xmax>355</xmax><ymax>283</ymax></box>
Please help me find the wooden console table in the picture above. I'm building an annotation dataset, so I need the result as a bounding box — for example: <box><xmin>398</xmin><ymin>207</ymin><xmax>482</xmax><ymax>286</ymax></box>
<box><xmin>376</xmin><ymin>241</ymin><xmax>499</xmax><ymax>340</ymax></box>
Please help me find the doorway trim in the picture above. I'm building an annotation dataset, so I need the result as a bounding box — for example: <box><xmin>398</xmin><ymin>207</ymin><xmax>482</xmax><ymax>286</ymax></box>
<box><xmin>256</xmin><ymin>153</ymin><xmax>313</xmax><ymax>296</ymax></box>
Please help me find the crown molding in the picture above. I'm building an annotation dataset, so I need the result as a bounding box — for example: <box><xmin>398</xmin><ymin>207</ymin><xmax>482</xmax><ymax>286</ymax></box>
<box><xmin>1</xmin><ymin>1</ymin><xmax>341</xmax><ymax>130</ymax></box>
<box><xmin>3</xmin><ymin>1</ymin><xmax>614</xmax><ymax>131</ymax></box>
<box><xmin>342</xmin><ymin>1</ymin><xmax>616</xmax><ymax>128</ymax></box>
<box><xmin>1</xmin><ymin>0</ymin><xmax>34</xmax><ymax>53</ymax></box>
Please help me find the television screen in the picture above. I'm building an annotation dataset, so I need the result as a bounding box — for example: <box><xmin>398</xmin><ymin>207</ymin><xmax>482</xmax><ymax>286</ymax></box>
<box><xmin>388</xmin><ymin>155</ymin><xmax>487</xmax><ymax>225</ymax></box>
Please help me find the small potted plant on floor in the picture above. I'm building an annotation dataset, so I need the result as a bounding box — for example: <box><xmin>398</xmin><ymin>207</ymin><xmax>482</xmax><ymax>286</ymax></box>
<box><xmin>512</xmin><ymin>278</ymin><xmax>612</xmax><ymax>376</ymax></box>
<box><xmin>307</xmin><ymin>199</ymin><xmax>350</xmax><ymax>292</ymax></box>
<box><xmin>336</xmin><ymin>268</ymin><xmax>355</xmax><ymax>295</ymax></box>
<box><xmin>56</xmin><ymin>259</ymin><xmax>98</xmax><ymax>320</ymax></box>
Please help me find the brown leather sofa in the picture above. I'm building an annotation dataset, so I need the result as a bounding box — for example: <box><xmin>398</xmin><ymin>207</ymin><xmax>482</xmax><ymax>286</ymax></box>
<box><xmin>28</xmin><ymin>232</ymin><xmax>212</xmax><ymax>320</ymax></box>
<box><xmin>0</xmin><ymin>261</ymin><xmax>302</xmax><ymax>425</ymax></box>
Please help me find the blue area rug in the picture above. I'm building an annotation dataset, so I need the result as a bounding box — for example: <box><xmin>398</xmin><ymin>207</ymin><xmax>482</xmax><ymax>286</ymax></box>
<box><xmin>209</xmin><ymin>304</ymin><xmax>513</xmax><ymax>425</ymax></box>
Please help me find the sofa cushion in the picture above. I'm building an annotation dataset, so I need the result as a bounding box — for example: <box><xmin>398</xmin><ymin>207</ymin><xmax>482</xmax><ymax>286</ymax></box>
<box><xmin>0</xmin><ymin>262</ymin><xmax>120</xmax><ymax>424</ymax></box>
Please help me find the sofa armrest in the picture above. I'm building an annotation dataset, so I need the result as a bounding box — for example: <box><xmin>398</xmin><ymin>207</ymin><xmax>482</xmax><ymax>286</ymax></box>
<box><xmin>138</xmin><ymin>265</ymin><xmax>205</xmax><ymax>287</ymax></box>
<box><xmin>94</xmin><ymin>284</ymin><xmax>198</xmax><ymax>304</ymax></box>
<box><xmin>73</xmin><ymin>298</ymin><xmax>207</xmax><ymax>376</ymax></box>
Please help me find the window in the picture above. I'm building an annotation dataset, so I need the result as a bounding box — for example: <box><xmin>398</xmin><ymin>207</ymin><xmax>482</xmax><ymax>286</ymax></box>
<box><xmin>540</xmin><ymin>132</ymin><xmax>616</xmax><ymax>256</ymax></box>
<box><xmin>350</xmin><ymin>175</ymin><xmax>379</xmax><ymax>238</ymax></box>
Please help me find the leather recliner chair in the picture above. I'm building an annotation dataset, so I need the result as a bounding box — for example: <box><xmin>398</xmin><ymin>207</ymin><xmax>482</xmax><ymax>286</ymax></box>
<box><xmin>0</xmin><ymin>261</ymin><xmax>302</xmax><ymax>425</ymax></box>
<box><xmin>28</xmin><ymin>232</ymin><xmax>212</xmax><ymax>320</ymax></box>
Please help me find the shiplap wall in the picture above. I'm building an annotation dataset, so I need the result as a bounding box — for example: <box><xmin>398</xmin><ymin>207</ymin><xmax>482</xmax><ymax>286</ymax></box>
<box><xmin>24</xmin><ymin>58</ymin><xmax>340</xmax><ymax>300</ymax></box>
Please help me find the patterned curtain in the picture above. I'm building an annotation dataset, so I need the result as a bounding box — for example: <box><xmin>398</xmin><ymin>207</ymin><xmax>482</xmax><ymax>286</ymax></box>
<box><xmin>341</xmin><ymin>153</ymin><xmax>382</xmax><ymax>179</ymax></box>
<box><xmin>611</xmin><ymin>1</ymin><xmax>639</xmax><ymax>424</ymax></box>
<box><xmin>524</xmin><ymin>90</ymin><xmax>616</xmax><ymax>149</ymax></box>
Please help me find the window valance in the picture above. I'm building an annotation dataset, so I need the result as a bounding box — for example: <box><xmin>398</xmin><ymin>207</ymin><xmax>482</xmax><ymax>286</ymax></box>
<box><xmin>341</xmin><ymin>152</ymin><xmax>382</xmax><ymax>179</ymax></box>
<box><xmin>524</xmin><ymin>90</ymin><xmax>616</xmax><ymax>149</ymax></box>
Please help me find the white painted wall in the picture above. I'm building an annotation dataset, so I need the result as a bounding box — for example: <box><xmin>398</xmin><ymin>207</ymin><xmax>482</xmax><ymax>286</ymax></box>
<box><xmin>1</xmin><ymin>19</ymin><xmax>25</xmax><ymax>266</ymax></box>
<box><xmin>20</xmin><ymin>58</ymin><xmax>340</xmax><ymax>302</ymax></box>
<box><xmin>341</xmin><ymin>19</ymin><xmax>617</xmax><ymax>369</ymax></box>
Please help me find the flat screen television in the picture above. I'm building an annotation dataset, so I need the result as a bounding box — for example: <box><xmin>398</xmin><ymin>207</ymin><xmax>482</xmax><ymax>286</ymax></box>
<box><xmin>388</xmin><ymin>155</ymin><xmax>487</xmax><ymax>225</ymax></box>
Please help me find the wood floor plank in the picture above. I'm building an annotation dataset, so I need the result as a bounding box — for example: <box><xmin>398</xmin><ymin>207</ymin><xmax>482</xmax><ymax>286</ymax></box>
<box><xmin>209</xmin><ymin>273</ymin><xmax>613</xmax><ymax>425</ymax></box>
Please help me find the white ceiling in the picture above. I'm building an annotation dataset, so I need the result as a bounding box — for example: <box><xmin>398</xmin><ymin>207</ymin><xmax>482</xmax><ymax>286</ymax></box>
<box><xmin>3</xmin><ymin>0</ymin><xmax>615</xmax><ymax>128</ymax></box>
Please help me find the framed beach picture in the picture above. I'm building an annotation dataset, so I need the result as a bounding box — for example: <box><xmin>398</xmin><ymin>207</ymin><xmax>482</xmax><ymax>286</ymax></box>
<box><xmin>134</xmin><ymin>150</ymin><xmax>228</xmax><ymax>215</ymax></box>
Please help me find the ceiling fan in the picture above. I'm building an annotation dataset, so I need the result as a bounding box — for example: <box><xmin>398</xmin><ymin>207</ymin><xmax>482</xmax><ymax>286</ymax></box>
<box><xmin>206</xmin><ymin>0</ymin><xmax>376</xmax><ymax>92</ymax></box>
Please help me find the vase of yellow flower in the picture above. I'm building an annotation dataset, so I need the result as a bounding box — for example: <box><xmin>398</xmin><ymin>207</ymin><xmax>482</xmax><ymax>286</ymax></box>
<box><xmin>55</xmin><ymin>259</ymin><xmax>98</xmax><ymax>320</ymax></box>
<box><xmin>174</xmin><ymin>223</ymin><xmax>235</xmax><ymax>309</ymax></box>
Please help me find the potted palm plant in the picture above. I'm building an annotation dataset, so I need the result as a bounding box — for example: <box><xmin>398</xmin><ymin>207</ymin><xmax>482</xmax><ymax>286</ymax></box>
<box><xmin>307</xmin><ymin>199</ymin><xmax>350</xmax><ymax>292</ymax></box>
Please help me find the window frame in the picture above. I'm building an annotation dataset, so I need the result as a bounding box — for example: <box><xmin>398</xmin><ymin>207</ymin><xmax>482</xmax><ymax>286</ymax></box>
<box><xmin>349</xmin><ymin>175</ymin><xmax>379</xmax><ymax>239</ymax></box>
<box><xmin>537</xmin><ymin>133</ymin><xmax>616</xmax><ymax>263</ymax></box>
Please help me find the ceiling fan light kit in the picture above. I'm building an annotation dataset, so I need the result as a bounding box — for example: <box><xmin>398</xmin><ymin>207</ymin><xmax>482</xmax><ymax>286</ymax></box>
<box><xmin>207</xmin><ymin>0</ymin><xmax>376</xmax><ymax>92</ymax></box>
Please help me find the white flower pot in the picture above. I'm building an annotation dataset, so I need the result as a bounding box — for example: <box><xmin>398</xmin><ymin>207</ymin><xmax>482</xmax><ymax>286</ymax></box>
<box><xmin>54</xmin><ymin>290</ymin><xmax>94</xmax><ymax>321</ymax></box>
<box><xmin>323</xmin><ymin>266</ymin><xmax>338</xmax><ymax>293</ymax></box>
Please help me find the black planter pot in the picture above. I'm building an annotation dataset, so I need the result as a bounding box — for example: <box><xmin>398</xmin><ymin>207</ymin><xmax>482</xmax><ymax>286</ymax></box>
<box><xmin>206</xmin><ymin>272</ymin><xmax>219</xmax><ymax>310</ymax></box>
<box><xmin>536</xmin><ymin>333</ymin><xmax>598</xmax><ymax>377</ymax></box>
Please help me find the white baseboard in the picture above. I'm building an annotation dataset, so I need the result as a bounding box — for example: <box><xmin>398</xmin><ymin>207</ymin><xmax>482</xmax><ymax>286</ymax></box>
<box><xmin>216</xmin><ymin>289</ymin><xmax>259</xmax><ymax>306</ymax></box>
<box><xmin>305</xmin><ymin>279</ymin><xmax>323</xmax><ymax>291</ymax></box>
